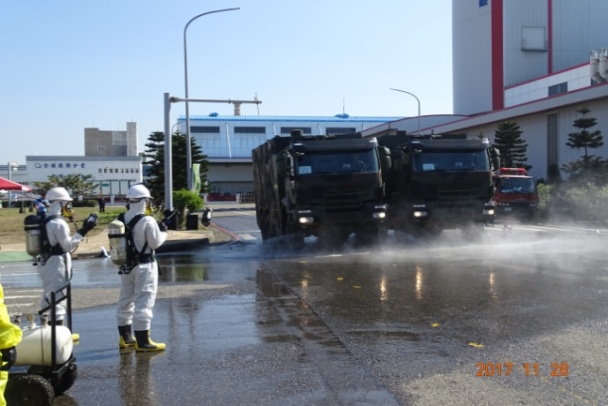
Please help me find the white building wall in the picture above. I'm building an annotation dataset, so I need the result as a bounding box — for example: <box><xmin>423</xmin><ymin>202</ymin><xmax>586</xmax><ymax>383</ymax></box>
<box><xmin>185</xmin><ymin>116</ymin><xmax>398</xmax><ymax>159</ymax></box>
<box><xmin>452</xmin><ymin>0</ymin><xmax>493</xmax><ymax>114</ymax></box>
<box><xmin>504</xmin><ymin>64</ymin><xmax>591</xmax><ymax>107</ymax></box>
<box><xmin>429</xmin><ymin>97</ymin><xmax>608</xmax><ymax>180</ymax></box>
<box><xmin>25</xmin><ymin>156</ymin><xmax>142</xmax><ymax>197</ymax></box>
<box><xmin>126</xmin><ymin>122</ymin><xmax>138</xmax><ymax>156</ymax></box>
<box><xmin>453</xmin><ymin>0</ymin><xmax>608</xmax><ymax>114</ymax></box>
<box><xmin>503</xmin><ymin>0</ymin><xmax>548</xmax><ymax>87</ymax></box>
<box><xmin>551</xmin><ymin>1</ymin><xmax>608</xmax><ymax>73</ymax></box>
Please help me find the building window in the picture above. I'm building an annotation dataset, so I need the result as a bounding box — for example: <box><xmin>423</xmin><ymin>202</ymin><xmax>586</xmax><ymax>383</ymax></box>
<box><xmin>479</xmin><ymin>0</ymin><xmax>487</xmax><ymax>6</ymax></box>
<box><xmin>522</xmin><ymin>27</ymin><xmax>547</xmax><ymax>51</ymax></box>
<box><xmin>191</xmin><ymin>126</ymin><xmax>220</xmax><ymax>133</ymax></box>
<box><xmin>234</xmin><ymin>126</ymin><xmax>266</xmax><ymax>134</ymax></box>
<box><xmin>548</xmin><ymin>82</ymin><xmax>568</xmax><ymax>96</ymax></box>
<box><xmin>326</xmin><ymin>127</ymin><xmax>356</xmax><ymax>135</ymax></box>
<box><xmin>280</xmin><ymin>127</ymin><xmax>312</xmax><ymax>135</ymax></box>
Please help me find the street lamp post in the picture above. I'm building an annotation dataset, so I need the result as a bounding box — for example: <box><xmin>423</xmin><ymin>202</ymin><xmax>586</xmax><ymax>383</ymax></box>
<box><xmin>184</xmin><ymin>7</ymin><xmax>240</xmax><ymax>191</ymax></box>
<box><xmin>390</xmin><ymin>88</ymin><xmax>422</xmax><ymax>135</ymax></box>
<box><xmin>7</xmin><ymin>161</ymin><xmax>17</xmax><ymax>208</ymax></box>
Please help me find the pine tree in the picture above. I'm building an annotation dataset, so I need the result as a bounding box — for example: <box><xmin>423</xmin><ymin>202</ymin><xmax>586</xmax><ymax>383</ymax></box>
<box><xmin>142</xmin><ymin>131</ymin><xmax>208</xmax><ymax>207</ymax></box>
<box><xmin>492</xmin><ymin>121</ymin><xmax>529</xmax><ymax>169</ymax></box>
<box><xmin>561</xmin><ymin>107</ymin><xmax>605</xmax><ymax>183</ymax></box>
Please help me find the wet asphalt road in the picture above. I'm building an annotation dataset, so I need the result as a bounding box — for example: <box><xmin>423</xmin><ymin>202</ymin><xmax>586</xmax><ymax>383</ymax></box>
<box><xmin>2</xmin><ymin>214</ymin><xmax>608</xmax><ymax>405</ymax></box>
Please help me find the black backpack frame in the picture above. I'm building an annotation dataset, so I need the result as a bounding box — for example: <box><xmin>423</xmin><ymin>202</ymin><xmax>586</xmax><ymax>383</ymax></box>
<box><xmin>39</xmin><ymin>215</ymin><xmax>65</xmax><ymax>264</ymax></box>
<box><xmin>117</xmin><ymin>213</ymin><xmax>147</xmax><ymax>275</ymax></box>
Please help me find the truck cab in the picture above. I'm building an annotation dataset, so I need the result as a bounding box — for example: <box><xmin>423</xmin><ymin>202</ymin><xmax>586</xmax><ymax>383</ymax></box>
<box><xmin>492</xmin><ymin>168</ymin><xmax>539</xmax><ymax>222</ymax></box>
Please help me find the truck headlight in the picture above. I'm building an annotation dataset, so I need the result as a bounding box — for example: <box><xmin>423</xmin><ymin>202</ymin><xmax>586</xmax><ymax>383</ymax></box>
<box><xmin>372</xmin><ymin>204</ymin><xmax>387</xmax><ymax>219</ymax></box>
<box><xmin>298</xmin><ymin>217</ymin><xmax>314</xmax><ymax>224</ymax></box>
<box><xmin>412</xmin><ymin>204</ymin><xmax>428</xmax><ymax>218</ymax></box>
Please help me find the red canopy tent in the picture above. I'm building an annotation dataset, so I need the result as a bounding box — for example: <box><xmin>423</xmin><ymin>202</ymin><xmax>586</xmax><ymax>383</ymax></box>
<box><xmin>0</xmin><ymin>176</ymin><xmax>31</xmax><ymax>191</ymax></box>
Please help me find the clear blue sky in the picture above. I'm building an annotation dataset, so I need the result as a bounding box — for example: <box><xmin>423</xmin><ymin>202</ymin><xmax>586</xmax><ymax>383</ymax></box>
<box><xmin>0</xmin><ymin>1</ymin><xmax>452</xmax><ymax>165</ymax></box>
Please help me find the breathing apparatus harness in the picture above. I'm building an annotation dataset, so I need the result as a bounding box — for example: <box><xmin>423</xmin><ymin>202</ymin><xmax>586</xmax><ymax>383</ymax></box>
<box><xmin>39</xmin><ymin>215</ymin><xmax>66</xmax><ymax>265</ymax></box>
<box><xmin>116</xmin><ymin>213</ymin><xmax>155</xmax><ymax>275</ymax></box>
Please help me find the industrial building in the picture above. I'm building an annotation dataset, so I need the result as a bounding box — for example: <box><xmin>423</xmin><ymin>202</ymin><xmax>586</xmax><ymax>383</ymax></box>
<box><xmin>175</xmin><ymin>114</ymin><xmax>402</xmax><ymax>195</ymax></box>
<box><xmin>4</xmin><ymin>123</ymin><xmax>143</xmax><ymax>198</ymax></box>
<box><xmin>8</xmin><ymin>0</ymin><xmax>608</xmax><ymax>194</ymax></box>
<box><xmin>362</xmin><ymin>0</ymin><xmax>608</xmax><ymax>180</ymax></box>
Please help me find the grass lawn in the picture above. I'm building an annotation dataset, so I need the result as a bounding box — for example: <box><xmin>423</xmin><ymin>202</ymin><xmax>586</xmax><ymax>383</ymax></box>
<box><xmin>0</xmin><ymin>206</ymin><xmax>126</xmax><ymax>247</ymax></box>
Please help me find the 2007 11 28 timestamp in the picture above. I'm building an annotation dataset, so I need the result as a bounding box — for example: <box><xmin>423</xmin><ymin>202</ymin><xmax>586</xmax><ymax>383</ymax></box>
<box><xmin>475</xmin><ymin>362</ymin><xmax>569</xmax><ymax>377</ymax></box>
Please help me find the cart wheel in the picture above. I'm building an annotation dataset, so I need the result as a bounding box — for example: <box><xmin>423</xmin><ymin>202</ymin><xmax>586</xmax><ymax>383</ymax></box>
<box><xmin>53</xmin><ymin>362</ymin><xmax>78</xmax><ymax>395</ymax></box>
<box><xmin>5</xmin><ymin>374</ymin><xmax>55</xmax><ymax>406</ymax></box>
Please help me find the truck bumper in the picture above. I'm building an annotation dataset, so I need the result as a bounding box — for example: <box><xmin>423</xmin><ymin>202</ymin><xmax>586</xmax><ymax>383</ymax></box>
<box><xmin>294</xmin><ymin>203</ymin><xmax>387</xmax><ymax>231</ymax></box>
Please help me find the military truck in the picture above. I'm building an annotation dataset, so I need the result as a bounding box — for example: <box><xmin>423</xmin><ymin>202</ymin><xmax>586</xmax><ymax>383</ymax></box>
<box><xmin>252</xmin><ymin>131</ymin><xmax>389</xmax><ymax>248</ymax></box>
<box><xmin>376</xmin><ymin>132</ymin><xmax>499</xmax><ymax>240</ymax></box>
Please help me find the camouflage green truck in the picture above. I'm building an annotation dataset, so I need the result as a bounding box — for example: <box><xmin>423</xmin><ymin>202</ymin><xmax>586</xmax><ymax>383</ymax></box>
<box><xmin>252</xmin><ymin>131</ymin><xmax>389</xmax><ymax>248</ymax></box>
<box><xmin>377</xmin><ymin>133</ymin><xmax>499</xmax><ymax>240</ymax></box>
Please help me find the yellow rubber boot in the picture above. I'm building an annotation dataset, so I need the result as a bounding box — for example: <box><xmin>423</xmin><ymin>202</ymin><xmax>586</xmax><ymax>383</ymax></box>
<box><xmin>134</xmin><ymin>330</ymin><xmax>166</xmax><ymax>352</ymax></box>
<box><xmin>118</xmin><ymin>325</ymin><xmax>136</xmax><ymax>348</ymax></box>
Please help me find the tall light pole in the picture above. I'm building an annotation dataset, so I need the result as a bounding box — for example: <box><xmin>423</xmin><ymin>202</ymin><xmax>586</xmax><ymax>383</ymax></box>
<box><xmin>390</xmin><ymin>88</ymin><xmax>422</xmax><ymax>135</ymax></box>
<box><xmin>7</xmin><ymin>161</ymin><xmax>17</xmax><ymax>207</ymax></box>
<box><xmin>184</xmin><ymin>7</ymin><xmax>240</xmax><ymax>191</ymax></box>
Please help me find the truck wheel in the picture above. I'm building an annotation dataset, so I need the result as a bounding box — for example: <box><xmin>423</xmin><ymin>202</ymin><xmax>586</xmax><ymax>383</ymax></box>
<box><xmin>52</xmin><ymin>362</ymin><xmax>78</xmax><ymax>395</ymax></box>
<box><xmin>5</xmin><ymin>374</ymin><xmax>55</xmax><ymax>406</ymax></box>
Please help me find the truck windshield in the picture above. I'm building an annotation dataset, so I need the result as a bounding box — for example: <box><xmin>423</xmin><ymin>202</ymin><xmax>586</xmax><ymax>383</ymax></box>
<box><xmin>496</xmin><ymin>177</ymin><xmax>537</xmax><ymax>194</ymax></box>
<box><xmin>412</xmin><ymin>150</ymin><xmax>490</xmax><ymax>172</ymax></box>
<box><xmin>296</xmin><ymin>149</ymin><xmax>379</xmax><ymax>175</ymax></box>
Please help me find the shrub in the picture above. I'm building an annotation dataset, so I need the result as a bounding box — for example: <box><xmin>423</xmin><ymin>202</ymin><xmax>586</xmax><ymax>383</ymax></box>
<box><xmin>73</xmin><ymin>199</ymin><xmax>97</xmax><ymax>208</ymax></box>
<box><xmin>171</xmin><ymin>190</ymin><xmax>204</xmax><ymax>229</ymax></box>
<box><xmin>546</xmin><ymin>183</ymin><xmax>608</xmax><ymax>224</ymax></box>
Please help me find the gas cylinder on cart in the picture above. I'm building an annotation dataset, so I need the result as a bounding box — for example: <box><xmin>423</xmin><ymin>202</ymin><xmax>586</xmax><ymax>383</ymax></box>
<box><xmin>24</xmin><ymin>215</ymin><xmax>42</xmax><ymax>256</ymax></box>
<box><xmin>14</xmin><ymin>315</ymin><xmax>73</xmax><ymax>366</ymax></box>
<box><xmin>108</xmin><ymin>219</ymin><xmax>127</xmax><ymax>265</ymax></box>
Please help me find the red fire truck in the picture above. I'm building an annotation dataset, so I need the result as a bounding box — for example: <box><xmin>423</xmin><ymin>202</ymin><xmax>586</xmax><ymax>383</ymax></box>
<box><xmin>493</xmin><ymin>168</ymin><xmax>539</xmax><ymax>222</ymax></box>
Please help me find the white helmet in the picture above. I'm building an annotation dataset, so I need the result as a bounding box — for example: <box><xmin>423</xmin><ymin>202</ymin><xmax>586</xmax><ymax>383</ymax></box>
<box><xmin>46</xmin><ymin>187</ymin><xmax>73</xmax><ymax>202</ymax></box>
<box><xmin>127</xmin><ymin>184</ymin><xmax>152</xmax><ymax>201</ymax></box>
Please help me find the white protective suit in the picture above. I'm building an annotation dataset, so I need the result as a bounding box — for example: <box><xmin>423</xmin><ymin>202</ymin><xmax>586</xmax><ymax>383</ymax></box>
<box><xmin>38</xmin><ymin>202</ymin><xmax>85</xmax><ymax>321</ymax></box>
<box><xmin>116</xmin><ymin>199</ymin><xmax>167</xmax><ymax>331</ymax></box>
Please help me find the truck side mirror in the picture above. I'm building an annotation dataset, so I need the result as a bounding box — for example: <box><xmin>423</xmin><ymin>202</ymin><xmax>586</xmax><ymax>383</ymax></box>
<box><xmin>491</xmin><ymin>147</ymin><xmax>500</xmax><ymax>171</ymax></box>
<box><xmin>398</xmin><ymin>147</ymin><xmax>409</xmax><ymax>169</ymax></box>
<box><xmin>379</xmin><ymin>147</ymin><xmax>392</xmax><ymax>171</ymax></box>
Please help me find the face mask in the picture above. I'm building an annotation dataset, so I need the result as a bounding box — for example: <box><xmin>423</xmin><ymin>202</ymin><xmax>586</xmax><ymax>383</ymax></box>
<box><xmin>145</xmin><ymin>199</ymin><xmax>153</xmax><ymax>216</ymax></box>
<box><xmin>61</xmin><ymin>202</ymin><xmax>74</xmax><ymax>217</ymax></box>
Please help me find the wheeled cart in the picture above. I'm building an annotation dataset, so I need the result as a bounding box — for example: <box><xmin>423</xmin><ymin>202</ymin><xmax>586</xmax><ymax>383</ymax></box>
<box><xmin>5</xmin><ymin>282</ymin><xmax>78</xmax><ymax>405</ymax></box>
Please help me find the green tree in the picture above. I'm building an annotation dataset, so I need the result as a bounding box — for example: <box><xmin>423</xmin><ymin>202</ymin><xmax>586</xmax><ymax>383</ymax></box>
<box><xmin>492</xmin><ymin>121</ymin><xmax>530</xmax><ymax>169</ymax></box>
<box><xmin>561</xmin><ymin>107</ymin><xmax>606</xmax><ymax>183</ymax></box>
<box><xmin>142</xmin><ymin>131</ymin><xmax>209</xmax><ymax>207</ymax></box>
<box><xmin>32</xmin><ymin>174</ymin><xmax>96</xmax><ymax>197</ymax></box>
